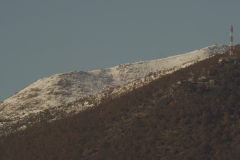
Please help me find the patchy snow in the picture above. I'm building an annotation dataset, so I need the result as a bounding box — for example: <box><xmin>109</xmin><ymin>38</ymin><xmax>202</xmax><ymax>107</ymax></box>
<box><xmin>0</xmin><ymin>44</ymin><xmax>228</xmax><ymax>132</ymax></box>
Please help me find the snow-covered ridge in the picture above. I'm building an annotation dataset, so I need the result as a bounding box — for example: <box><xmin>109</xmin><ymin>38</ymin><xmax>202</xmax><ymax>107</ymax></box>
<box><xmin>0</xmin><ymin>44</ymin><xmax>228</xmax><ymax>124</ymax></box>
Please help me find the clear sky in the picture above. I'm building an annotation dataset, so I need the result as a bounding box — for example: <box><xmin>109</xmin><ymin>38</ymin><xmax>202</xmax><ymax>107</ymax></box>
<box><xmin>1</xmin><ymin>1</ymin><xmax>240</xmax><ymax>101</ymax></box>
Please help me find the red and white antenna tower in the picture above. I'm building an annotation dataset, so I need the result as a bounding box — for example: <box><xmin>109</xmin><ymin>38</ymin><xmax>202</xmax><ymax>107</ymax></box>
<box><xmin>230</xmin><ymin>25</ymin><xmax>234</xmax><ymax>56</ymax></box>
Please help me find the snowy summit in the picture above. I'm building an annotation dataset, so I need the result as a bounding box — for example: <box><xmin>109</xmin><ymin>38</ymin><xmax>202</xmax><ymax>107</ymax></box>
<box><xmin>0</xmin><ymin>44</ymin><xmax>229</xmax><ymax>126</ymax></box>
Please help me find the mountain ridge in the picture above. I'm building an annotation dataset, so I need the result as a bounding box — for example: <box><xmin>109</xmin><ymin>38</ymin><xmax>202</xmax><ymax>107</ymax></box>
<box><xmin>0</xmin><ymin>44</ymin><xmax>229</xmax><ymax>135</ymax></box>
<box><xmin>1</xmin><ymin>45</ymin><xmax>240</xmax><ymax>159</ymax></box>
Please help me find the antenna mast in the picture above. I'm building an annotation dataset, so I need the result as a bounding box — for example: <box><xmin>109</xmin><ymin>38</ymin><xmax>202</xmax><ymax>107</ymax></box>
<box><xmin>230</xmin><ymin>25</ymin><xmax>234</xmax><ymax>56</ymax></box>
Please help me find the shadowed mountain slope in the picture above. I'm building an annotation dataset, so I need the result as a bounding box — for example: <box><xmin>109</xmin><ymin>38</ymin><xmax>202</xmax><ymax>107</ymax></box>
<box><xmin>0</xmin><ymin>45</ymin><xmax>240</xmax><ymax>159</ymax></box>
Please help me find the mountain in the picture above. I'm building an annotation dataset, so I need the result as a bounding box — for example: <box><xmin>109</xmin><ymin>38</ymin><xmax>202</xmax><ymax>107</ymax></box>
<box><xmin>0</xmin><ymin>45</ymin><xmax>240</xmax><ymax>160</ymax></box>
<box><xmin>0</xmin><ymin>44</ymin><xmax>228</xmax><ymax>135</ymax></box>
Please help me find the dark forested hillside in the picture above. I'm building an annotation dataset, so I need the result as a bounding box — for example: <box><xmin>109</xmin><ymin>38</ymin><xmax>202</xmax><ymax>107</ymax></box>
<box><xmin>1</xmin><ymin>45</ymin><xmax>240</xmax><ymax>160</ymax></box>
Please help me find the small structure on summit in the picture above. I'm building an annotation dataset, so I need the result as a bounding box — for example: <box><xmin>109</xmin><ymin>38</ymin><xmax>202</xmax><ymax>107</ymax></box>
<box><xmin>219</xmin><ymin>25</ymin><xmax>240</xmax><ymax>64</ymax></box>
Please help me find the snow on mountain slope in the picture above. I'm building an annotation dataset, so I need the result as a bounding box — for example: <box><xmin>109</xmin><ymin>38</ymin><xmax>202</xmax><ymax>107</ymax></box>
<box><xmin>0</xmin><ymin>44</ymin><xmax>228</xmax><ymax>123</ymax></box>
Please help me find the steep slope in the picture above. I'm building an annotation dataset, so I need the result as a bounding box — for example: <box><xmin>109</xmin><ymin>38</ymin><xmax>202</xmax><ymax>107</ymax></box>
<box><xmin>0</xmin><ymin>45</ymin><xmax>240</xmax><ymax>160</ymax></box>
<box><xmin>0</xmin><ymin>45</ymin><xmax>228</xmax><ymax>122</ymax></box>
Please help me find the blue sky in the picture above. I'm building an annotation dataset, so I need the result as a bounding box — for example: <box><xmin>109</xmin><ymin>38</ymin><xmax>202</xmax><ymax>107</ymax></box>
<box><xmin>1</xmin><ymin>1</ymin><xmax>240</xmax><ymax>101</ymax></box>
